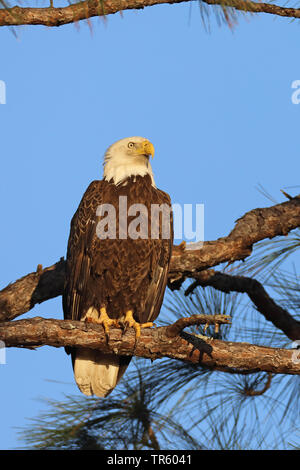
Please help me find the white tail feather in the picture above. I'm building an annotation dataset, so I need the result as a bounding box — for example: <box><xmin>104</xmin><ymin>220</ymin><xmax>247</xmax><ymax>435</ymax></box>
<box><xmin>74</xmin><ymin>349</ymin><xmax>121</xmax><ymax>397</ymax></box>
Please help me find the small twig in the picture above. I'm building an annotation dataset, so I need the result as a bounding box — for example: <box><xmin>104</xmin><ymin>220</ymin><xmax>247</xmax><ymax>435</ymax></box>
<box><xmin>165</xmin><ymin>314</ymin><xmax>231</xmax><ymax>338</ymax></box>
<box><xmin>184</xmin><ymin>279</ymin><xmax>201</xmax><ymax>296</ymax></box>
<box><xmin>280</xmin><ymin>189</ymin><xmax>293</xmax><ymax>201</ymax></box>
<box><xmin>243</xmin><ymin>372</ymin><xmax>272</xmax><ymax>397</ymax></box>
<box><xmin>147</xmin><ymin>425</ymin><xmax>160</xmax><ymax>450</ymax></box>
<box><xmin>36</xmin><ymin>264</ymin><xmax>43</xmax><ymax>273</ymax></box>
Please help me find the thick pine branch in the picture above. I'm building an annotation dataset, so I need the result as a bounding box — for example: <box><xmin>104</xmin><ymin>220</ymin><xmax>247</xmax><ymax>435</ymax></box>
<box><xmin>169</xmin><ymin>193</ymin><xmax>300</xmax><ymax>287</ymax></box>
<box><xmin>2</xmin><ymin>0</ymin><xmax>300</xmax><ymax>27</ymax></box>
<box><xmin>1</xmin><ymin>317</ymin><xmax>299</xmax><ymax>375</ymax></box>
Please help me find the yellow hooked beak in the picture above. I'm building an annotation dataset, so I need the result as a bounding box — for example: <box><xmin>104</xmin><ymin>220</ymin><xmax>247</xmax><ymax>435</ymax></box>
<box><xmin>138</xmin><ymin>140</ymin><xmax>155</xmax><ymax>159</ymax></box>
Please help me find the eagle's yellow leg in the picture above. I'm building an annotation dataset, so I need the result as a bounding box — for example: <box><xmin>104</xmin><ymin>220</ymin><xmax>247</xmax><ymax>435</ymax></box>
<box><xmin>97</xmin><ymin>307</ymin><xmax>117</xmax><ymax>335</ymax></box>
<box><xmin>124</xmin><ymin>310</ymin><xmax>153</xmax><ymax>339</ymax></box>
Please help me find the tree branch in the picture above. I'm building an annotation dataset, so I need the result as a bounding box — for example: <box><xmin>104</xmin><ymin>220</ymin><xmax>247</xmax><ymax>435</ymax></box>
<box><xmin>184</xmin><ymin>270</ymin><xmax>300</xmax><ymax>341</ymax></box>
<box><xmin>1</xmin><ymin>317</ymin><xmax>299</xmax><ymax>375</ymax></box>
<box><xmin>165</xmin><ymin>313</ymin><xmax>231</xmax><ymax>337</ymax></box>
<box><xmin>204</xmin><ymin>0</ymin><xmax>300</xmax><ymax>18</ymax></box>
<box><xmin>243</xmin><ymin>372</ymin><xmax>272</xmax><ymax>396</ymax></box>
<box><xmin>169</xmin><ymin>193</ymin><xmax>300</xmax><ymax>288</ymax></box>
<box><xmin>2</xmin><ymin>0</ymin><xmax>300</xmax><ymax>28</ymax></box>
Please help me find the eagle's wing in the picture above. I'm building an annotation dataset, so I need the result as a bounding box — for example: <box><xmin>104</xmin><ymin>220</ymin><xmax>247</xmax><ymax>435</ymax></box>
<box><xmin>140</xmin><ymin>189</ymin><xmax>173</xmax><ymax>325</ymax></box>
<box><xmin>63</xmin><ymin>180</ymin><xmax>129</xmax><ymax>397</ymax></box>
<box><xmin>63</xmin><ymin>180</ymin><xmax>103</xmax><ymax>324</ymax></box>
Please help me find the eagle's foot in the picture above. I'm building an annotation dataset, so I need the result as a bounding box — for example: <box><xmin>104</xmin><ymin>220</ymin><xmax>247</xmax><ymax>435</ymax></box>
<box><xmin>97</xmin><ymin>307</ymin><xmax>117</xmax><ymax>335</ymax></box>
<box><xmin>178</xmin><ymin>240</ymin><xmax>186</xmax><ymax>251</ymax></box>
<box><xmin>124</xmin><ymin>310</ymin><xmax>153</xmax><ymax>339</ymax></box>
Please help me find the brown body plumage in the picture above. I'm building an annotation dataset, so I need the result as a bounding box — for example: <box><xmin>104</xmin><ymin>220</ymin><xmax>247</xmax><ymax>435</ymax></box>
<box><xmin>63</xmin><ymin>138</ymin><xmax>173</xmax><ymax>397</ymax></box>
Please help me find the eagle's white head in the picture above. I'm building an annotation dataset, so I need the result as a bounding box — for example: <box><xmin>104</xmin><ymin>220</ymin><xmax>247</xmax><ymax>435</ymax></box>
<box><xmin>103</xmin><ymin>136</ymin><xmax>156</xmax><ymax>187</ymax></box>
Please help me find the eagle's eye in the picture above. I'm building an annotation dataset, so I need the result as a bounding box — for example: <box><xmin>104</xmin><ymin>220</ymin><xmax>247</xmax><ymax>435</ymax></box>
<box><xmin>128</xmin><ymin>142</ymin><xmax>134</xmax><ymax>149</ymax></box>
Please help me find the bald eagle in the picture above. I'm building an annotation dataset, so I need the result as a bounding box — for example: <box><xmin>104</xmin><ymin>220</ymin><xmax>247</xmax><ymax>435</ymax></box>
<box><xmin>63</xmin><ymin>137</ymin><xmax>173</xmax><ymax>397</ymax></box>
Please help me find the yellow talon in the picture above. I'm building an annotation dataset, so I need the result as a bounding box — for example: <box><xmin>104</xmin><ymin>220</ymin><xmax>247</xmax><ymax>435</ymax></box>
<box><xmin>124</xmin><ymin>310</ymin><xmax>153</xmax><ymax>339</ymax></box>
<box><xmin>98</xmin><ymin>307</ymin><xmax>116</xmax><ymax>335</ymax></box>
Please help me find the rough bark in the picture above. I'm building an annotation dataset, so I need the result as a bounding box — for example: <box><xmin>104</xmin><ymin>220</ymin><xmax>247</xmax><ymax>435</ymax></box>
<box><xmin>1</xmin><ymin>317</ymin><xmax>299</xmax><ymax>375</ymax></box>
<box><xmin>2</xmin><ymin>0</ymin><xmax>300</xmax><ymax>28</ymax></box>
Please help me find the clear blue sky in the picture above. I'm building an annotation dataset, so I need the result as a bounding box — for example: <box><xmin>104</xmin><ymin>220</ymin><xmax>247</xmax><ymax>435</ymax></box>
<box><xmin>0</xmin><ymin>3</ymin><xmax>300</xmax><ymax>449</ymax></box>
